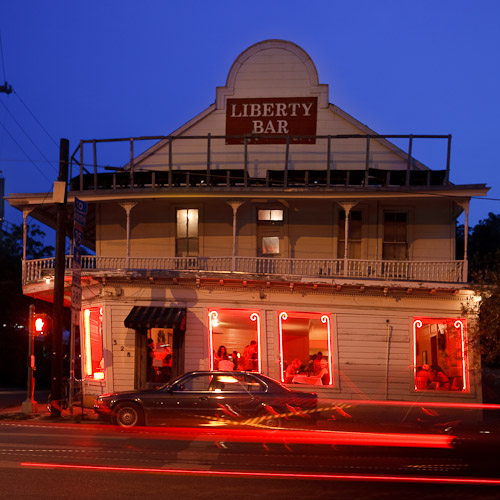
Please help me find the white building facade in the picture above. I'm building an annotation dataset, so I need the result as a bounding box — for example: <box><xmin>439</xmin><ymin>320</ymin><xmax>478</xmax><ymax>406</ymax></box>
<box><xmin>10</xmin><ymin>40</ymin><xmax>488</xmax><ymax>405</ymax></box>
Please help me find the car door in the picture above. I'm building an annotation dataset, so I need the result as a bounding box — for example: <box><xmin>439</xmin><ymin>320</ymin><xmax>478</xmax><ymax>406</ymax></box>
<box><xmin>208</xmin><ymin>373</ymin><xmax>266</xmax><ymax>421</ymax></box>
<box><xmin>146</xmin><ymin>373</ymin><xmax>215</xmax><ymax>425</ymax></box>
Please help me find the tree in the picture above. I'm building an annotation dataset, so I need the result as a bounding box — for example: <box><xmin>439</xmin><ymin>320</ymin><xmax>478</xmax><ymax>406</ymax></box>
<box><xmin>0</xmin><ymin>223</ymin><xmax>54</xmax><ymax>386</ymax></box>
<box><xmin>459</xmin><ymin>213</ymin><xmax>500</xmax><ymax>369</ymax></box>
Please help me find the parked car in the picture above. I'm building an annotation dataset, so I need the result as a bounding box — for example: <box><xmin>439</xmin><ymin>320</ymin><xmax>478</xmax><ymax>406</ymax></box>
<box><xmin>94</xmin><ymin>371</ymin><xmax>318</xmax><ymax>428</ymax></box>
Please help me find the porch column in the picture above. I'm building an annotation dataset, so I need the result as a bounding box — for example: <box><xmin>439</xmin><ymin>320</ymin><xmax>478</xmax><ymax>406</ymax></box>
<box><xmin>226</xmin><ymin>200</ymin><xmax>244</xmax><ymax>271</ymax></box>
<box><xmin>22</xmin><ymin>208</ymin><xmax>33</xmax><ymax>283</ymax></box>
<box><xmin>119</xmin><ymin>202</ymin><xmax>137</xmax><ymax>269</ymax></box>
<box><xmin>339</xmin><ymin>201</ymin><xmax>357</xmax><ymax>277</ymax></box>
<box><xmin>456</xmin><ymin>199</ymin><xmax>469</xmax><ymax>281</ymax></box>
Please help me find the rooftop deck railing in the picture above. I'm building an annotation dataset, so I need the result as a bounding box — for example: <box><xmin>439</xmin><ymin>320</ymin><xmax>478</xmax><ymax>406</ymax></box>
<box><xmin>23</xmin><ymin>255</ymin><xmax>465</xmax><ymax>285</ymax></box>
<box><xmin>69</xmin><ymin>134</ymin><xmax>452</xmax><ymax>192</ymax></box>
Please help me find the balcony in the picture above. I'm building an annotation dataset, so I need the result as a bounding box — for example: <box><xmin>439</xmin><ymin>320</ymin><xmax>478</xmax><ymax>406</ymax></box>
<box><xmin>23</xmin><ymin>255</ymin><xmax>466</xmax><ymax>285</ymax></box>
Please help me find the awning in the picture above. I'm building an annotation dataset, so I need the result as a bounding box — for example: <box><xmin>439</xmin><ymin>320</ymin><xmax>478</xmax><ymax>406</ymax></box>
<box><xmin>124</xmin><ymin>307</ymin><xmax>186</xmax><ymax>330</ymax></box>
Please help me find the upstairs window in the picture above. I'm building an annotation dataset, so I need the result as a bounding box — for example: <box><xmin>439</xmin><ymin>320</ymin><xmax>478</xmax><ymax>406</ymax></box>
<box><xmin>176</xmin><ymin>208</ymin><xmax>199</xmax><ymax>257</ymax></box>
<box><xmin>383</xmin><ymin>212</ymin><xmax>407</xmax><ymax>260</ymax></box>
<box><xmin>338</xmin><ymin>210</ymin><xmax>362</xmax><ymax>259</ymax></box>
<box><xmin>258</xmin><ymin>209</ymin><xmax>283</xmax><ymax>222</ymax></box>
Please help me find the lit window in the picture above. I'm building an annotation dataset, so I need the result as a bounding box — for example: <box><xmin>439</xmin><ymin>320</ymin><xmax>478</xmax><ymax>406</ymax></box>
<box><xmin>258</xmin><ymin>209</ymin><xmax>283</xmax><ymax>221</ymax></box>
<box><xmin>176</xmin><ymin>208</ymin><xmax>199</xmax><ymax>257</ymax></box>
<box><xmin>279</xmin><ymin>311</ymin><xmax>333</xmax><ymax>386</ymax></box>
<box><xmin>413</xmin><ymin>317</ymin><xmax>468</xmax><ymax>392</ymax></box>
<box><xmin>208</xmin><ymin>309</ymin><xmax>261</xmax><ymax>373</ymax></box>
<box><xmin>262</xmin><ymin>236</ymin><xmax>280</xmax><ymax>255</ymax></box>
<box><xmin>83</xmin><ymin>306</ymin><xmax>104</xmax><ymax>380</ymax></box>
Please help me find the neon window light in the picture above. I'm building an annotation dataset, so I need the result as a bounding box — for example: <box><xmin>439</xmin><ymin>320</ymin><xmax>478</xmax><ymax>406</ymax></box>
<box><xmin>278</xmin><ymin>311</ymin><xmax>333</xmax><ymax>386</ymax></box>
<box><xmin>413</xmin><ymin>317</ymin><xmax>468</xmax><ymax>392</ymax></box>
<box><xmin>208</xmin><ymin>309</ymin><xmax>261</xmax><ymax>372</ymax></box>
<box><xmin>83</xmin><ymin>306</ymin><xmax>104</xmax><ymax>380</ymax></box>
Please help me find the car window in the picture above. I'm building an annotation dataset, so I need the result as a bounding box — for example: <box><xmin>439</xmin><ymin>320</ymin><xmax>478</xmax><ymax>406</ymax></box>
<box><xmin>174</xmin><ymin>374</ymin><xmax>212</xmax><ymax>392</ymax></box>
<box><xmin>210</xmin><ymin>374</ymin><xmax>265</xmax><ymax>393</ymax></box>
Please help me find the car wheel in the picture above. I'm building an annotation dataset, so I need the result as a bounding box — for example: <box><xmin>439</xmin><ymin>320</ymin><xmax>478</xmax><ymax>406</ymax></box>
<box><xmin>259</xmin><ymin>412</ymin><xmax>282</xmax><ymax>428</ymax></box>
<box><xmin>112</xmin><ymin>402</ymin><xmax>144</xmax><ymax>427</ymax></box>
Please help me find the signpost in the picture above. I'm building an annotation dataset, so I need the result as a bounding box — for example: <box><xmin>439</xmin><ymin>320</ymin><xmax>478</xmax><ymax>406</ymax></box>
<box><xmin>69</xmin><ymin>197</ymin><xmax>87</xmax><ymax>416</ymax></box>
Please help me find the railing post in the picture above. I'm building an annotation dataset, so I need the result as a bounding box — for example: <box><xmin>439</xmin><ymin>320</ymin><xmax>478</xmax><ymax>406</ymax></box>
<box><xmin>244</xmin><ymin>136</ymin><xmax>248</xmax><ymax>187</ymax></box>
<box><xmin>93</xmin><ymin>140</ymin><xmax>97</xmax><ymax>191</ymax></box>
<box><xmin>364</xmin><ymin>136</ymin><xmax>370</xmax><ymax>186</ymax></box>
<box><xmin>130</xmin><ymin>138</ymin><xmax>134</xmax><ymax>188</ymax></box>
<box><xmin>206</xmin><ymin>133</ymin><xmax>211</xmax><ymax>184</ymax></box>
<box><xmin>406</xmin><ymin>135</ymin><xmax>413</xmax><ymax>186</ymax></box>
<box><xmin>445</xmin><ymin>134</ymin><xmax>452</xmax><ymax>184</ymax></box>
<box><xmin>327</xmin><ymin>135</ymin><xmax>331</xmax><ymax>187</ymax></box>
<box><xmin>79</xmin><ymin>140</ymin><xmax>84</xmax><ymax>191</ymax></box>
<box><xmin>168</xmin><ymin>137</ymin><xmax>173</xmax><ymax>186</ymax></box>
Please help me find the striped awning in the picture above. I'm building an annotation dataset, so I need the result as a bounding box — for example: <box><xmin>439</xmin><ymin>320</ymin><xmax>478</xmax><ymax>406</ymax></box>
<box><xmin>124</xmin><ymin>307</ymin><xmax>186</xmax><ymax>330</ymax></box>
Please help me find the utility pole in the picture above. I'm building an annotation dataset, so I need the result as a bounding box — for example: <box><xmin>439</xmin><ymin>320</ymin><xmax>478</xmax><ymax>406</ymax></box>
<box><xmin>51</xmin><ymin>139</ymin><xmax>69</xmax><ymax>417</ymax></box>
<box><xmin>0</xmin><ymin>81</ymin><xmax>12</xmax><ymax>94</ymax></box>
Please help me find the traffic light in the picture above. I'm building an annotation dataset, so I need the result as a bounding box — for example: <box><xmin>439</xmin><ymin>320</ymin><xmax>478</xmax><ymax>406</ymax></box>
<box><xmin>33</xmin><ymin>313</ymin><xmax>50</xmax><ymax>336</ymax></box>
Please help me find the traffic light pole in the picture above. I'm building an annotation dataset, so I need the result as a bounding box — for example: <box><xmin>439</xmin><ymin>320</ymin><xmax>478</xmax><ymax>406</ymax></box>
<box><xmin>21</xmin><ymin>304</ymin><xmax>38</xmax><ymax>415</ymax></box>
<box><xmin>51</xmin><ymin>139</ymin><xmax>69</xmax><ymax>418</ymax></box>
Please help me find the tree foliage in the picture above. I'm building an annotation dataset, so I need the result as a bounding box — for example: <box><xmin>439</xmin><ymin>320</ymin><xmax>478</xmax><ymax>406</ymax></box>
<box><xmin>459</xmin><ymin>213</ymin><xmax>500</xmax><ymax>368</ymax></box>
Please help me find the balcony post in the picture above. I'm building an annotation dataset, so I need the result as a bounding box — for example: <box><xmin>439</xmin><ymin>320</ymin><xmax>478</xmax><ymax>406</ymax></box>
<box><xmin>22</xmin><ymin>208</ymin><xmax>33</xmax><ymax>285</ymax></box>
<box><xmin>227</xmin><ymin>200</ymin><xmax>245</xmax><ymax>271</ymax></box>
<box><xmin>456</xmin><ymin>199</ymin><xmax>469</xmax><ymax>281</ymax></box>
<box><xmin>339</xmin><ymin>201</ymin><xmax>357</xmax><ymax>277</ymax></box>
<box><xmin>120</xmin><ymin>202</ymin><xmax>137</xmax><ymax>269</ymax></box>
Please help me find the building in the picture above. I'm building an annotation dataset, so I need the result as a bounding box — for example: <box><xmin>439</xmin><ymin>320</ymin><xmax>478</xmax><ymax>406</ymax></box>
<box><xmin>8</xmin><ymin>40</ymin><xmax>489</xmax><ymax>405</ymax></box>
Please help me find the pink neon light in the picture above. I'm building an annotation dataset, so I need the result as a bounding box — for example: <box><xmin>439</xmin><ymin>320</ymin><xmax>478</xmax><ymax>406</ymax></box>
<box><xmin>21</xmin><ymin>463</ymin><xmax>500</xmax><ymax>485</ymax></box>
<box><xmin>278</xmin><ymin>312</ymin><xmax>287</xmax><ymax>382</ymax></box>
<box><xmin>321</xmin><ymin>315</ymin><xmax>333</xmax><ymax>385</ymax></box>
<box><xmin>250</xmin><ymin>312</ymin><xmax>262</xmax><ymax>372</ymax></box>
<box><xmin>412</xmin><ymin>319</ymin><xmax>422</xmax><ymax>390</ymax></box>
<box><xmin>208</xmin><ymin>310</ymin><xmax>218</xmax><ymax>371</ymax></box>
<box><xmin>455</xmin><ymin>319</ymin><xmax>468</xmax><ymax>392</ymax></box>
<box><xmin>413</xmin><ymin>317</ymin><xmax>468</xmax><ymax>393</ymax></box>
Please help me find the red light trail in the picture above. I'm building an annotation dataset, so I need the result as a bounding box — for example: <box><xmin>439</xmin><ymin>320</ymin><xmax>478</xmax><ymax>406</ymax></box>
<box><xmin>20</xmin><ymin>462</ymin><xmax>500</xmax><ymax>486</ymax></box>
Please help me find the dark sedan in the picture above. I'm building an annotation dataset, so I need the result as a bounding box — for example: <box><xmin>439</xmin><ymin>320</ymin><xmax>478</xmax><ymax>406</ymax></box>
<box><xmin>94</xmin><ymin>371</ymin><xmax>318</xmax><ymax>428</ymax></box>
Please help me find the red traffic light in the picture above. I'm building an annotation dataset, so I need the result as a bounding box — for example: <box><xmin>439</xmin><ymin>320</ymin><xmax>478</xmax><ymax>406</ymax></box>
<box><xmin>33</xmin><ymin>313</ymin><xmax>50</xmax><ymax>336</ymax></box>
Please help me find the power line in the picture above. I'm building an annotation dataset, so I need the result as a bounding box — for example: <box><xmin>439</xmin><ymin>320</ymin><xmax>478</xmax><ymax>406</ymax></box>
<box><xmin>0</xmin><ymin>98</ymin><xmax>57</xmax><ymax>172</ymax></box>
<box><xmin>0</xmin><ymin>116</ymin><xmax>53</xmax><ymax>182</ymax></box>
<box><xmin>14</xmin><ymin>91</ymin><xmax>59</xmax><ymax>148</ymax></box>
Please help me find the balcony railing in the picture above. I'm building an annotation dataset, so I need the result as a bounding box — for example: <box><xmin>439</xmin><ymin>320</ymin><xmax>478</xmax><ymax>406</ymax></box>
<box><xmin>69</xmin><ymin>133</ymin><xmax>452</xmax><ymax>192</ymax></box>
<box><xmin>23</xmin><ymin>256</ymin><xmax>465</xmax><ymax>285</ymax></box>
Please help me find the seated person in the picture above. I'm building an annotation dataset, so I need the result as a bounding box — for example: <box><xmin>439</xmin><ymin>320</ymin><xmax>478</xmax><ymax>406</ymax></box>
<box><xmin>416</xmin><ymin>364</ymin><xmax>434</xmax><ymax>388</ymax></box>
<box><xmin>431</xmin><ymin>365</ymin><xmax>451</xmax><ymax>390</ymax></box>
<box><xmin>284</xmin><ymin>359</ymin><xmax>302</xmax><ymax>383</ymax></box>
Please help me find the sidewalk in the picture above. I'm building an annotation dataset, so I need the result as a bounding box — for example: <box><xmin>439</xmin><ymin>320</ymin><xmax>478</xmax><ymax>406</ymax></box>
<box><xmin>0</xmin><ymin>400</ymin><xmax>100</xmax><ymax>424</ymax></box>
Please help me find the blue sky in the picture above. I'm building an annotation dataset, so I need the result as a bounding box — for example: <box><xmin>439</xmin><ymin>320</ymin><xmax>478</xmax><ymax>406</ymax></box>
<box><xmin>1</xmin><ymin>0</ymin><xmax>499</xmax><ymax>232</ymax></box>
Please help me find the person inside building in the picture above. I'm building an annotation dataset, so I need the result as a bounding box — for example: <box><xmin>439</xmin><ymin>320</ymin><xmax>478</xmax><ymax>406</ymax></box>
<box><xmin>285</xmin><ymin>359</ymin><xmax>302</xmax><ymax>383</ymax></box>
<box><xmin>313</xmin><ymin>351</ymin><xmax>329</xmax><ymax>383</ymax></box>
<box><xmin>416</xmin><ymin>364</ymin><xmax>434</xmax><ymax>389</ymax></box>
<box><xmin>431</xmin><ymin>365</ymin><xmax>451</xmax><ymax>390</ymax></box>
<box><xmin>243</xmin><ymin>340</ymin><xmax>258</xmax><ymax>371</ymax></box>
<box><xmin>217</xmin><ymin>345</ymin><xmax>233</xmax><ymax>370</ymax></box>
<box><xmin>147</xmin><ymin>338</ymin><xmax>155</xmax><ymax>383</ymax></box>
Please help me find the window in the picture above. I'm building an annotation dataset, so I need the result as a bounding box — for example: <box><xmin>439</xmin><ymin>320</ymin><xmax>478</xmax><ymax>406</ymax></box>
<box><xmin>208</xmin><ymin>309</ymin><xmax>261</xmax><ymax>372</ymax></box>
<box><xmin>413</xmin><ymin>317</ymin><xmax>468</xmax><ymax>392</ymax></box>
<box><xmin>176</xmin><ymin>208</ymin><xmax>199</xmax><ymax>257</ymax></box>
<box><xmin>262</xmin><ymin>236</ymin><xmax>280</xmax><ymax>255</ymax></box>
<box><xmin>82</xmin><ymin>306</ymin><xmax>104</xmax><ymax>380</ymax></box>
<box><xmin>383</xmin><ymin>212</ymin><xmax>407</xmax><ymax>260</ymax></box>
<box><xmin>278</xmin><ymin>311</ymin><xmax>333</xmax><ymax>386</ymax></box>
<box><xmin>258</xmin><ymin>209</ymin><xmax>283</xmax><ymax>221</ymax></box>
<box><xmin>338</xmin><ymin>210</ymin><xmax>362</xmax><ymax>259</ymax></box>
<box><xmin>174</xmin><ymin>374</ymin><xmax>212</xmax><ymax>392</ymax></box>
<box><xmin>210</xmin><ymin>373</ymin><xmax>265</xmax><ymax>392</ymax></box>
